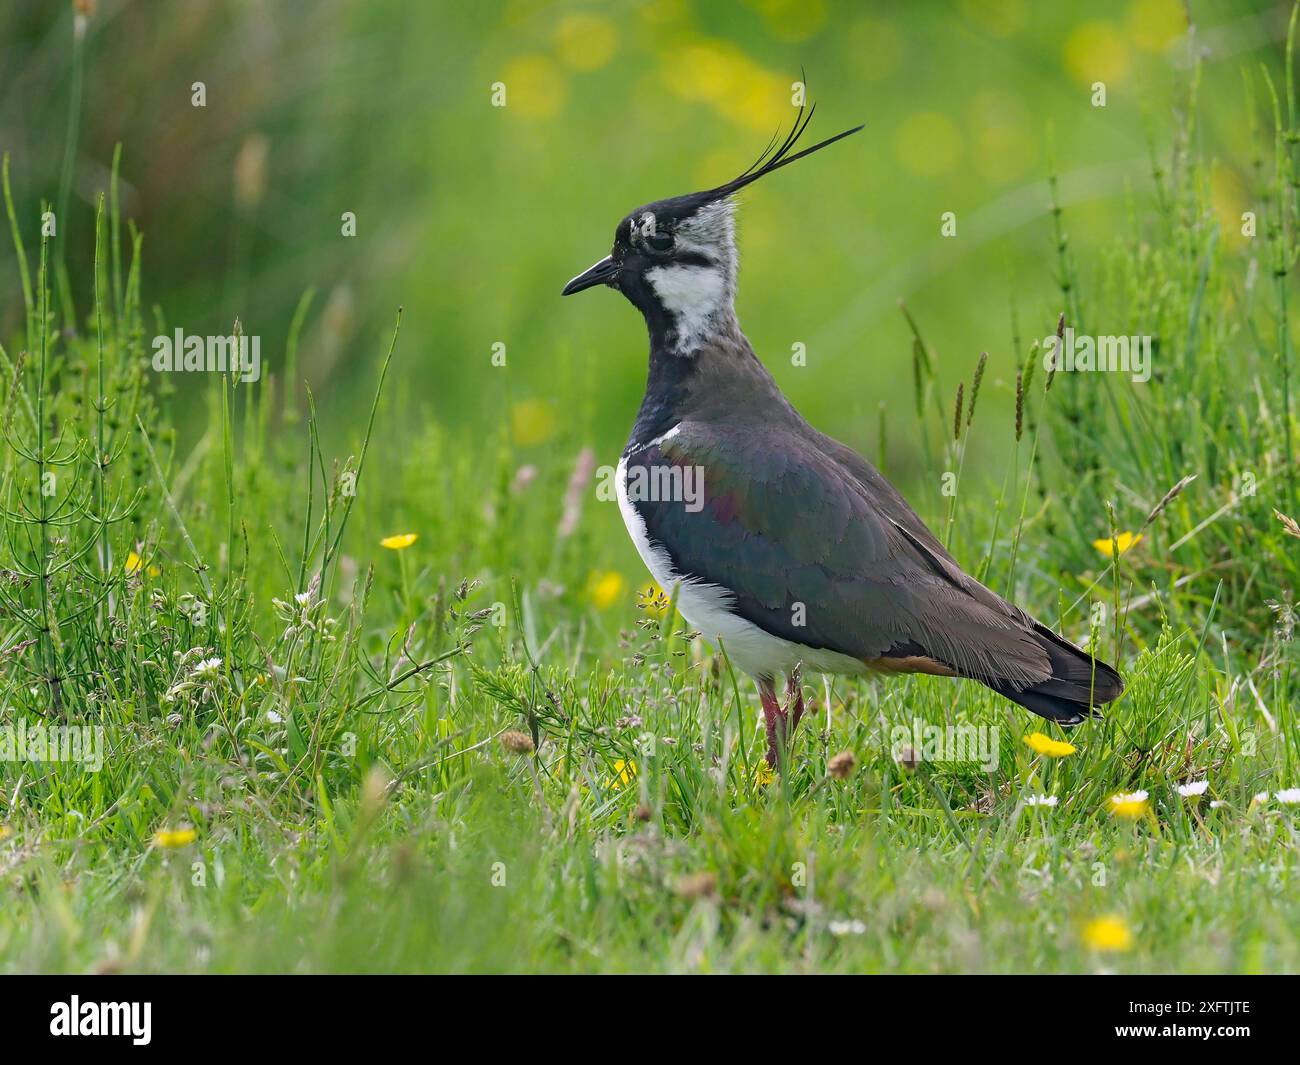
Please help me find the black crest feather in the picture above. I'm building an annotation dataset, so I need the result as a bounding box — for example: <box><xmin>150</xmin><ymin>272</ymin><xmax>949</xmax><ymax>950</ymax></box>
<box><xmin>704</xmin><ymin>98</ymin><xmax>864</xmax><ymax>201</ymax></box>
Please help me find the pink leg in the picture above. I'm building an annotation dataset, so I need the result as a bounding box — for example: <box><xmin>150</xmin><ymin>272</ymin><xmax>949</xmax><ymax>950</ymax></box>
<box><xmin>761</xmin><ymin>667</ymin><xmax>817</xmax><ymax>768</ymax></box>
<box><xmin>759</xmin><ymin>678</ymin><xmax>786</xmax><ymax>767</ymax></box>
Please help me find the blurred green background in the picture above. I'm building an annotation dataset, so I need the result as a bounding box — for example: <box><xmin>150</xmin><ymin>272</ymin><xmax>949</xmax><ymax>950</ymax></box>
<box><xmin>0</xmin><ymin>0</ymin><xmax>1283</xmax><ymax>483</ymax></box>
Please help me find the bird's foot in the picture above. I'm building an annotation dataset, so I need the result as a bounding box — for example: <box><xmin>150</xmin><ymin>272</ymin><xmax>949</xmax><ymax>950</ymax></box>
<box><xmin>760</xmin><ymin>667</ymin><xmax>816</xmax><ymax>768</ymax></box>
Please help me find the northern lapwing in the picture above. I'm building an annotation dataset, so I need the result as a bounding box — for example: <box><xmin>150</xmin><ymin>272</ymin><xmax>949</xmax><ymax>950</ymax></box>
<box><xmin>562</xmin><ymin>106</ymin><xmax>1123</xmax><ymax>768</ymax></box>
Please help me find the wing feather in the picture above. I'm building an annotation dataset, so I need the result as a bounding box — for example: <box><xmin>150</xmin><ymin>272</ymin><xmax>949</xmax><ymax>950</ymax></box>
<box><xmin>630</xmin><ymin>421</ymin><xmax>1052</xmax><ymax>688</ymax></box>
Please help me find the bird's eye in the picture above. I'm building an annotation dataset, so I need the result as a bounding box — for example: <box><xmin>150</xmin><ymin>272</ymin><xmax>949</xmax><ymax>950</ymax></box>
<box><xmin>646</xmin><ymin>231</ymin><xmax>674</xmax><ymax>252</ymax></box>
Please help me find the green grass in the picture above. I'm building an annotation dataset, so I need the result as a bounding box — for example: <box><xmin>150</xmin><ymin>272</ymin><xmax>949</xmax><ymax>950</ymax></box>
<box><xmin>3</xmin><ymin>17</ymin><xmax>1300</xmax><ymax>974</ymax></box>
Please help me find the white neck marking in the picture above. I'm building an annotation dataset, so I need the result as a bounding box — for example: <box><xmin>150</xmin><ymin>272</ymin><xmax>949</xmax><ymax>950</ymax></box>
<box><xmin>646</xmin><ymin>264</ymin><xmax>730</xmax><ymax>354</ymax></box>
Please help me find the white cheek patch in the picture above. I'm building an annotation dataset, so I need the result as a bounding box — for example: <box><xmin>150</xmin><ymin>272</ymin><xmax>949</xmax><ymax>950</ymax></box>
<box><xmin>646</xmin><ymin>264</ymin><xmax>727</xmax><ymax>354</ymax></box>
<box><xmin>676</xmin><ymin>200</ymin><xmax>736</xmax><ymax>260</ymax></box>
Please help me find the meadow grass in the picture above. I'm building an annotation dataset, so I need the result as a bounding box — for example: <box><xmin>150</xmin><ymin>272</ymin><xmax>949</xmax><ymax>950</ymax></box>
<box><xmin>2</xmin><ymin>38</ymin><xmax>1300</xmax><ymax>974</ymax></box>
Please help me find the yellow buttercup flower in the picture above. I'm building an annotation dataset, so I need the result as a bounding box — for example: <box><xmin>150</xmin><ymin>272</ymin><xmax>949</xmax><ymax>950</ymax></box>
<box><xmin>607</xmin><ymin>758</ymin><xmax>637</xmax><ymax>790</ymax></box>
<box><xmin>1081</xmin><ymin>914</ymin><xmax>1133</xmax><ymax>952</ymax></box>
<box><xmin>752</xmin><ymin>761</ymin><xmax>776</xmax><ymax>787</ymax></box>
<box><xmin>1092</xmin><ymin>531</ymin><xmax>1142</xmax><ymax>558</ymax></box>
<box><xmin>124</xmin><ymin>551</ymin><xmax>161</xmax><ymax>577</ymax></box>
<box><xmin>380</xmin><ymin>533</ymin><xmax>417</xmax><ymax>550</ymax></box>
<box><xmin>588</xmin><ymin>571</ymin><xmax>626</xmax><ymax>611</ymax></box>
<box><xmin>1024</xmin><ymin>731</ymin><xmax>1076</xmax><ymax>757</ymax></box>
<box><xmin>154</xmin><ymin>827</ymin><xmax>197</xmax><ymax>848</ymax></box>
<box><xmin>0</xmin><ymin>824</ymin><xmax>11</xmax><ymax>841</ymax></box>
<box><xmin>1109</xmin><ymin>790</ymin><xmax>1150</xmax><ymax>819</ymax></box>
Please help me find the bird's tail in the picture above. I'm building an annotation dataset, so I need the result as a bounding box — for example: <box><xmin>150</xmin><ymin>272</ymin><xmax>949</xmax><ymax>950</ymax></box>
<box><xmin>985</xmin><ymin>624</ymin><xmax>1123</xmax><ymax>725</ymax></box>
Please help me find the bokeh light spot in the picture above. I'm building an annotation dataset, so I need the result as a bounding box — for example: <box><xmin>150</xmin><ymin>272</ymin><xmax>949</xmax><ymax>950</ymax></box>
<box><xmin>502</xmin><ymin>54</ymin><xmax>568</xmax><ymax>119</ymax></box>
<box><xmin>894</xmin><ymin>112</ymin><xmax>962</xmax><ymax>178</ymax></box>
<box><xmin>554</xmin><ymin>13</ymin><xmax>618</xmax><ymax>71</ymax></box>
<box><xmin>1063</xmin><ymin>21</ymin><xmax>1131</xmax><ymax>86</ymax></box>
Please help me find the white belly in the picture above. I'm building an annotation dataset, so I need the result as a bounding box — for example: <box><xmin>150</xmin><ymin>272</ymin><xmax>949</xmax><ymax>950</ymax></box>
<box><xmin>615</xmin><ymin>452</ymin><xmax>869</xmax><ymax>681</ymax></box>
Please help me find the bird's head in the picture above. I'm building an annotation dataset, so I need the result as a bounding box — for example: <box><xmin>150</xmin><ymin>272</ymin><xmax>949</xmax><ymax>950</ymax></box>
<box><xmin>562</xmin><ymin>105</ymin><xmax>863</xmax><ymax>355</ymax></box>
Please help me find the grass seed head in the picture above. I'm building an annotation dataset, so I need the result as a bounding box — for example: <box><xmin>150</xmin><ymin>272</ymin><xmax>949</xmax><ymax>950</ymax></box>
<box><xmin>1014</xmin><ymin>368</ymin><xmax>1024</xmax><ymax>442</ymax></box>
<box><xmin>967</xmin><ymin>351</ymin><xmax>987</xmax><ymax>427</ymax></box>
<box><xmin>1141</xmin><ymin>474</ymin><xmax>1197</xmax><ymax>531</ymax></box>
<box><xmin>1275</xmin><ymin>509</ymin><xmax>1300</xmax><ymax>539</ymax></box>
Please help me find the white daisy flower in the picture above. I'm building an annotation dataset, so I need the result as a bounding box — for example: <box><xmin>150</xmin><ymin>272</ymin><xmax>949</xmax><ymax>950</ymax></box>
<box><xmin>1276</xmin><ymin>788</ymin><xmax>1300</xmax><ymax>805</ymax></box>
<box><xmin>193</xmin><ymin>656</ymin><xmax>222</xmax><ymax>678</ymax></box>
<box><xmin>1024</xmin><ymin>794</ymin><xmax>1059</xmax><ymax>807</ymax></box>
<box><xmin>1253</xmin><ymin>791</ymin><xmax>1270</xmax><ymax>804</ymax></box>
<box><xmin>828</xmin><ymin>919</ymin><xmax>867</xmax><ymax>936</ymax></box>
<box><xmin>1111</xmin><ymin>789</ymin><xmax>1149</xmax><ymax>805</ymax></box>
<box><xmin>1209</xmin><ymin>800</ymin><xmax>1226</xmax><ymax>809</ymax></box>
<box><xmin>1177</xmin><ymin>781</ymin><xmax>1208</xmax><ymax>797</ymax></box>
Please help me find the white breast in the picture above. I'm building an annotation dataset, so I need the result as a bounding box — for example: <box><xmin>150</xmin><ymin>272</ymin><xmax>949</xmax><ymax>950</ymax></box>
<box><xmin>615</xmin><ymin>446</ymin><xmax>869</xmax><ymax>681</ymax></box>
